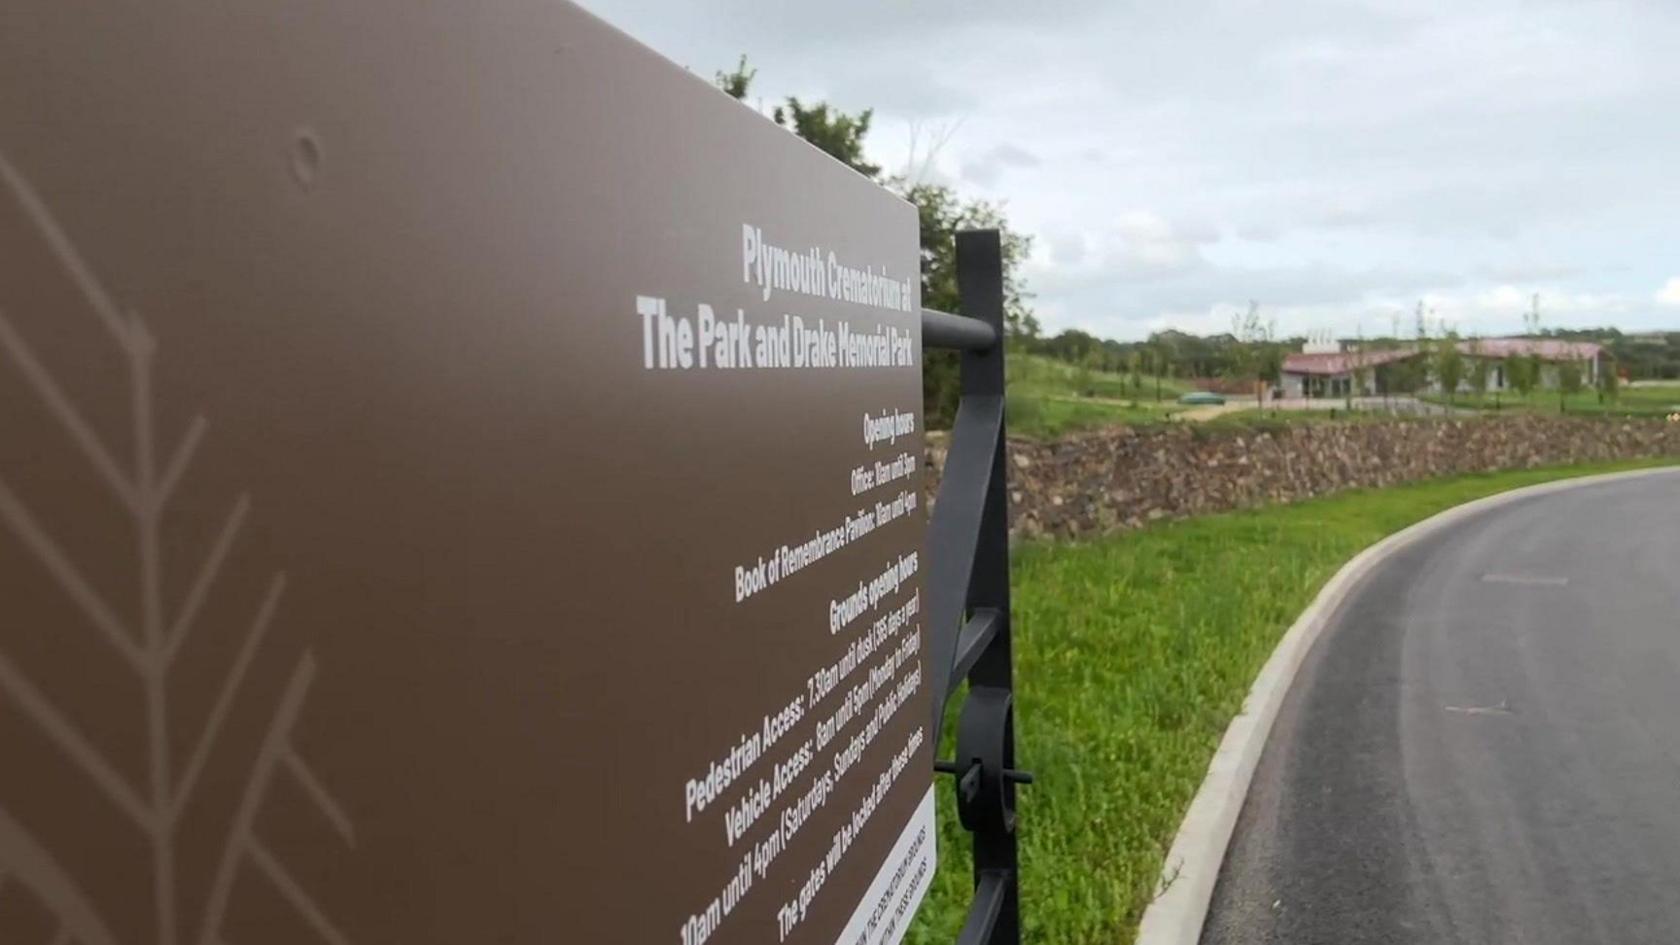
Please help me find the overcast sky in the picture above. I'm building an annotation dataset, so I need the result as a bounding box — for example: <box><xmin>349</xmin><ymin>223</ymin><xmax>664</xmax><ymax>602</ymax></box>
<box><xmin>579</xmin><ymin>0</ymin><xmax>1680</xmax><ymax>341</ymax></box>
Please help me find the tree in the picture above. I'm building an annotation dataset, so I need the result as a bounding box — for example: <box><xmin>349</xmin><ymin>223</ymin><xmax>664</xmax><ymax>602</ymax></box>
<box><xmin>1508</xmin><ymin>354</ymin><xmax>1538</xmax><ymax>402</ymax></box>
<box><xmin>1256</xmin><ymin>335</ymin><xmax>1284</xmax><ymax>407</ymax></box>
<box><xmin>1072</xmin><ymin>350</ymin><xmax>1098</xmax><ymax>398</ymax></box>
<box><xmin>1409</xmin><ymin>301</ymin><xmax>1435</xmax><ymax>393</ymax></box>
<box><xmin>1557</xmin><ymin>357</ymin><xmax>1583</xmax><ymax>412</ymax></box>
<box><xmin>1435</xmin><ymin>331</ymin><xmax>1465</xmax><ymax>404</ymax></box>
<box><xmin>714</xmin><ymin>54</ymin><xmax>755</xmax><ymax>101</ymax></box>
<box><xmin>1151</xmin><ymin>342</ymin><xmax>1169</xmax><ymax>402</ymax></box>
<box><xmin>1229</xmin><ymin>302</ymin><xmax>1277</xmax><ymax>408</ymax></box>
<box><xmin>1467</xmin><ymin>337</ymin><xmax>1491</xmax><ymax>404</ymax></box>
<box><xmin>713</xmin><ymin>58</ymin><xmax>1037</xmax><ymax>427</ymax></box>
<box><xmin>717</xmin><ymin>59</ymin><xmax>880</xmax><ymax>177</ymax></box>
<box><xmin>1351</xmin><ymin>328</ymin><xmax>1373</xmax><ymax>406</ymax></box>
<box><xmin>1127</xmin><ymin>350</ymin><xmax>1144</xmax><ymax>398</ymax></box>
<box><xmin>1599</xmin><ymin>353</ymin><xmax>1621</xmax><ymax>404</ymax></box>
<box><xmin>904</xmin><ymin>180</ymin><xmax>1038</xmax><ymax>426</ymax></box>
<box><xmin>900</xmin><ymin>180</ymin><xmax>1036</xmax><ymax>337</ymax></box>
<box><xmin>1516</xmin><ymin>294</ymin><xmax>1546</xmax><ymax>405</ymax></box>
<box><xmin>872</xmin><ymin>168</ymin><xmax>1041</xmax><ymax>400</ymax></box>
<box><xmin>773</xmin><ymin>98</ymin><xmax>882</xmax><ymax>178</ymax></box>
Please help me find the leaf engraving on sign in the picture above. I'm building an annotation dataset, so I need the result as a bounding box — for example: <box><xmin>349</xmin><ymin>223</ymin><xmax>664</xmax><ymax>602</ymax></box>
<box><xmin>0</xmin><ymin>150</ymin><xmax>354</xmax><ymax>945</ymax></box>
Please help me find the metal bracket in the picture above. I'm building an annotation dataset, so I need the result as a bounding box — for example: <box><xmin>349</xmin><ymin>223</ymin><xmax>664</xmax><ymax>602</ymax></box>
<box><xmin>934</xmin><ymin>686</ymin><xmax>1032</xmax><ymax>835</ymax></box>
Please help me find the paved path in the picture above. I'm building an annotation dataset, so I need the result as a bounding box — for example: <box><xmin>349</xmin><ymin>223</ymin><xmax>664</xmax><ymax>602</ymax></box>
<box><xmin>1174</xmin><ymin>402</ymin><xmax>1251</xmax><ymax>422</ymax></box>
<box><xmin>1202</xmin><ymin>470</ymin><xmax>1680</xmax><ymax>945</ymax></box>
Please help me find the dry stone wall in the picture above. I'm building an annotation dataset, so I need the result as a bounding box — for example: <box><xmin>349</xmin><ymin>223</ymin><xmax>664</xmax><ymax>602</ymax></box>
<box><xmin>925</xmin><ymin>416</ymin><xmax>1680</xmax><ymax>541</ymax></box>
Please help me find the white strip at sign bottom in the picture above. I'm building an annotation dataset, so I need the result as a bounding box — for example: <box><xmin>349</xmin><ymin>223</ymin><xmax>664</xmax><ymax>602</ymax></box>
<box><xmin>833</xmin><ymin>786</ymin><xmax>938</xmax><ymax>945</ymax></box>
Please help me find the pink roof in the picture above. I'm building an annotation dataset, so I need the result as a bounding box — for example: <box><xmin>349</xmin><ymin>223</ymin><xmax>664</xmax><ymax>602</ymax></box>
<box><xmin>1282</xmin><ymin>348</ymin><xmax>1419</xmax><ymax>376</ymax></box>
<box><xmin>1456</xmin><ymin>338</ymin><xmax>1601</xmax><ymax>361</ymax></box>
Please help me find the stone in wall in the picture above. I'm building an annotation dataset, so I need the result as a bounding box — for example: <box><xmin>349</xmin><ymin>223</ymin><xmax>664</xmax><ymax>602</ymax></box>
<box><xmin>924</xmin><ymin>416</ymin><xmax>1680</xmax><ymax>541</ymax></box>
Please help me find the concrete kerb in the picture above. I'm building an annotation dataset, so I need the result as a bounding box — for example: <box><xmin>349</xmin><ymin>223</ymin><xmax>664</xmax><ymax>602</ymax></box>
<box><xmin>1132</xmin><ymin>463</ymin><xmax>1680</xmax><ymax>945</ymax></box>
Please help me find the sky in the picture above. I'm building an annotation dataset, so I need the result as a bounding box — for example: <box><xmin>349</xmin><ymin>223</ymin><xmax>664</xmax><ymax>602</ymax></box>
<box><xmin>578</xmin><ymin>0</ymin><xmax>1680</xmax><ymax>342</ymax></box>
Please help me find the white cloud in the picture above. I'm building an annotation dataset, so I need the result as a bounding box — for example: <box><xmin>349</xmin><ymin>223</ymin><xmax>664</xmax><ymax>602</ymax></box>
<box><xmin>1109</xmin><ymin>211</ymin><xmax>1211</xmax><ymax>272</ymax></box>
<box><xmin>959</xmin><ymin>143</ymin><xmax>1041</xmax><ymax>187</ymax></box>
<box><xmin>1043</xmin><ymin>229</ymin><xmax>1086</xmax><ymax>266</ymax></box>
<box><xmin>1657</xmin><ymin>278</ymin><xmax>1680</xmax><ymax>307</ymax></box>
<box><xmin>581</xmin><ymin>0</ymin><xmax>1680</xmax><ymax>339</ymax></box>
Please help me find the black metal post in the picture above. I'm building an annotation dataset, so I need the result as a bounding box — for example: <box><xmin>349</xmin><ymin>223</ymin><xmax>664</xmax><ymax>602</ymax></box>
<box><xmin>921</xmin><ymin>229</ymin><xmax>1024</xmax><ymax>945</ymax></box>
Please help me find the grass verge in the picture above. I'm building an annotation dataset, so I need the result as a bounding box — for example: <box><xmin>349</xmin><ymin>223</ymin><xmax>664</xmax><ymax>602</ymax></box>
<box><xmin>1008</xmin><ymin>395</ymin><xmax>1186</xmax><ymax>438</ymax></box>
<box><xmin>905</xmin><ymin>456</ymin><xmax>1679</xmax><ymax>945</ymax></box>
<box><xmin>1005</xmin><ymin>354</ymin><xmax>1188</xmax><ymax>438</ymax></box>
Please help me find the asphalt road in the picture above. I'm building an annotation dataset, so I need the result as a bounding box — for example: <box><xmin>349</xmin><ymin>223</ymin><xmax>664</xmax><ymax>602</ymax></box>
<box><xmin>1202</xmin><ymin>470</ymin><xmax>1680</xmax><ymax>945</ymax></box>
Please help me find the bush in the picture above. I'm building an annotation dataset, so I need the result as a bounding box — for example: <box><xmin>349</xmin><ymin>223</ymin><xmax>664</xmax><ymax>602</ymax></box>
<box><xmin>1005</xmin><ymin>390</ymin><xmax>1044</xmax><ymax>430</ymax></box>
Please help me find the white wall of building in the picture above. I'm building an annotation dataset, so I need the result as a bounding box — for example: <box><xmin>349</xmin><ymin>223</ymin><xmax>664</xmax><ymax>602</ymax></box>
<box><xmin>1437</xmin><ymin>356</ymin><xmax>1598</xmax><ymax>394</ymax></box>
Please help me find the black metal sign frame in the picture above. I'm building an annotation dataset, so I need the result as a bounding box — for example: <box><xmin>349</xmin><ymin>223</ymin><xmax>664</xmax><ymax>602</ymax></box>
<box><xmin>922</xmin><ymin>229</ymin><xmax>1029</xmax><ymax>945</ymax></box>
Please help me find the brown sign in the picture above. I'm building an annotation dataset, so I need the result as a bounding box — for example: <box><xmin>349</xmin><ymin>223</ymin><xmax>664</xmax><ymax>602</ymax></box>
<box><xmin>0</xmin><ymin>3</ymin><xmax>935</xmax><ymax>944</ymax></box>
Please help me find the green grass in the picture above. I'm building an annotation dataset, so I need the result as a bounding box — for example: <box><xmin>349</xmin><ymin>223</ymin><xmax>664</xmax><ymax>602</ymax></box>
<box><xmin>1009</xmin><ymin>353</ymin><xmax>1190</xmax><ymax>402</ymax></box>
<box><xmin>1006</xmin><ymin>354</ymin><xmax>1189</xmax><ymax>437</ymax></box>
<box><xmin>906</xmin><ymin>456</ymin><xmax>1680</xmax><ymax>945</ymax></box>
<box><xmin>1421</xmin><ymin>384</ymin><xmax>1680</xmax><ymax>418</ymax></box>
<box><xmin>1009</xmin><ymin>395</ymin><xmax>1186</xmax><ymax>438</ymax></box>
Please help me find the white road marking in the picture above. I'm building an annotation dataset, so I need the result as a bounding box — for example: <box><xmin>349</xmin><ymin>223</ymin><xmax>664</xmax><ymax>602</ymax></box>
<box><xmin>1444</xmin><ymin>699</ymin><xmax>1513</xmax><ymax>716</ymax></box>
<box><xmin>1480</xmin><ymin>573</ymin><xmax>1569</xmax><ymax>587</ymax></box>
